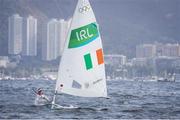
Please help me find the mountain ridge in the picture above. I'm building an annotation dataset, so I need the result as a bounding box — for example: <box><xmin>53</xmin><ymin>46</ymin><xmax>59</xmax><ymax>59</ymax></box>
<box><xmin>0</xmin><ymin>0</ymin><xmax>179</xmax><ymax>57</ymax></box>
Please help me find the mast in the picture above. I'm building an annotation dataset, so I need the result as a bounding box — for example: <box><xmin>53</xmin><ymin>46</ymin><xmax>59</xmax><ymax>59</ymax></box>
<box><xmin>51</xmin><ymin>90</ymin><xmax>57</xmax><ymax>109</ymax></box>
<box><xmin>51</xmin><ymin>0</ymin><xmax>80</xmax><ymax>108</ymax></box>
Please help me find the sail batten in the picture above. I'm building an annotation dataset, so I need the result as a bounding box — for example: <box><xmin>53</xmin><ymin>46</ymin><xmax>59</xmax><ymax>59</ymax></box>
<box><xmin>55</xmin><ymin>0</ymin><xmax>107</xmax><ymax>97</ymax></box>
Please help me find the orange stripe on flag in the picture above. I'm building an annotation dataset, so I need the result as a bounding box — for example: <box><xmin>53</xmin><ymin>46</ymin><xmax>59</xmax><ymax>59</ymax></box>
<box><xmin>96</xmin><ymin>48</ymin><xmax>104</xmax><ymax>65</ymax></box>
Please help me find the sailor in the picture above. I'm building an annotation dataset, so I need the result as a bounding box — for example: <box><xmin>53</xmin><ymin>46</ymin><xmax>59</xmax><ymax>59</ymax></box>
<box><xmin>35</xmin><ymin>88</ymin><xmax>50</xmax><ymax>103</ymax></box>
<box><xmin>37</xmin><ymin>88</ymin><xmax>43</xmax><ymax>96</ymax></box>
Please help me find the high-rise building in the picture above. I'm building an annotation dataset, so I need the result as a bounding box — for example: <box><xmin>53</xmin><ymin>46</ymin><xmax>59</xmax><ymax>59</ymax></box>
<box><xmin>42</xmin><ymin>18</ymin><xmax>71</xmax><ymax>61</ymax></box>
<box><xmin>136</xmin><ymin>44</ymin><xmax>156</xmax><ymax>58</ymax></box>
<box><xmin>57</xmin><ymin>19</ymin><xmax>67</xmax><ymax>56</ymax></box>
<box><xmin>104</xmin><ymin>54</ymin><xmax>127</xmax><ymax>65</ymax></box>
<box><xmin>58</xmin><ymin>18</ymin><xmax>71</xmax><ymax>56</ymax></box>
<box><xmin>156</xmin><ymin>43</ymin><xmax>164</xmax><ymax>57</ymax></box>
<box><xmin>42</xmin><ymin>19</ymin><xmax>59</xmax><ymax>61</ymax></box>
<box><xmin>136</xmin><ymin>45</ymin><xmax>144</xmax><ymax>58</ymax></box>
<box><xmin>0</xmin><ymin>56</ymin><xmax>9</xmax><ymax>68</ymax></box>
<box><xmin>137</xmin><ymin>43</ymin><xmax>180</xmax><ymax>58</ymax></box>
<box><xmin>8</xmin><ymin>14</ymin><xmax>23</xmax><ymax>55</ymax></box>
<box><xmin>163</xmin><ymin>44</ymin><xmax>179</xmax><ymax>57</ymax></box>
<box><xmin>22</xmin><ymin>16</ymin><xmax>37</xmax><ymax>56</ymax></box>
<box><xmin>179</xmin><ymin>45</ymin><xmax>180</xmax><ymax>56</ymax></box>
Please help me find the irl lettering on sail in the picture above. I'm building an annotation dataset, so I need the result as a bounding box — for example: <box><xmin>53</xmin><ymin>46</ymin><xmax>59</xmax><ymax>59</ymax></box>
<box><xmin>68</xmin><ymin>23</ymin><xmax>99</xmax><ymax>48</ymax></box>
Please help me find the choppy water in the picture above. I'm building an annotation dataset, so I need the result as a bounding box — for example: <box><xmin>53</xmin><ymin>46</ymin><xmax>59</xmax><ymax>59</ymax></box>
<box><xmin>1</xmin><ymin>80</ymin><xmax>180</xmax><ymax>119</ymax></box>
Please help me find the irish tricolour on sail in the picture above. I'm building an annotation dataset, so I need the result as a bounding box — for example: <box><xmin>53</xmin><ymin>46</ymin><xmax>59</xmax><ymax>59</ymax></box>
<box><xmin>52</xmin><ymin>0</ymin><xmax>107</xmax><ymax>108</ymax></box>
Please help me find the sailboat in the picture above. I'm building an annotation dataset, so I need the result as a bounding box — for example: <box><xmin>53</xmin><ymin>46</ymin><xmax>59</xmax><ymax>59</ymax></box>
<box><xmin>51</xmin><ymin>0</ymin><xmax>108</xmax><ymax>109</ymax></box>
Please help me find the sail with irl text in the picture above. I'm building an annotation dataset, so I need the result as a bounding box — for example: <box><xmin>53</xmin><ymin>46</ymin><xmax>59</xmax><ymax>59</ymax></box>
<box><xmin>55</xmin><ymin>0</ymin><xmax>107</xmax><ymax>97</ymax></box>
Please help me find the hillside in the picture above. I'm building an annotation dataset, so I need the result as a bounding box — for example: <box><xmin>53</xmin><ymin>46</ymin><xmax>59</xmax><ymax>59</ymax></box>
<box><xmin>0</xmin><ymin>0</ymin><xmax>179</xmax><ymax>57</ymax></box>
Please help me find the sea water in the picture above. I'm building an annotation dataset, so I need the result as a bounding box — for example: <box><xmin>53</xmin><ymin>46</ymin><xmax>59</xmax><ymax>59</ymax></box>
<box><xmin>1</xmin><ymin>80</ymin><xmax>180</xmax><ymax>119</ymax></box>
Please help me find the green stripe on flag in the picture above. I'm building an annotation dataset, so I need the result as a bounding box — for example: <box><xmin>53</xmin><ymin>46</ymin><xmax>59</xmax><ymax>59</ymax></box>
<box><xmin>84</xmin><ymin>53</ymin><xmax>93</xmax><ymax>70</ymax></box>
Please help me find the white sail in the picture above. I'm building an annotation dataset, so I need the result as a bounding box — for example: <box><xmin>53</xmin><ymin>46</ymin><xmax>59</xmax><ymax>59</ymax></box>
<box><xmin>55</xmin><ymin>0</ymin><xmax>107</xmax><ymax>97</ymax></box>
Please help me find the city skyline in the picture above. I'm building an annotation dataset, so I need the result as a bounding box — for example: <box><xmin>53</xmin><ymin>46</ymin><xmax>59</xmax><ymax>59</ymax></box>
<box><xmin>136</xmin><ymin>43</ymin><xmax>180</xmax><ymax>58</ymax></box>
<box><xmin>1</xmin><ymin>0</ymin><xmax>179</xmax><ymax>57</ymax></box>
<box><xmin>8</xmin><ymin>14</ymin><xmax>70</xmax><ymax>61</ymax></box>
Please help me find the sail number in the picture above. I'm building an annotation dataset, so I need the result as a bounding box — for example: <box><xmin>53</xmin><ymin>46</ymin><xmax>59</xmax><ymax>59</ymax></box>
<box><xmin>68</xmin><ymin>22</ymin><xmax>99</xmax><ymax>48</ymax></box>
<box><xmin>76</xmin><ymin>28</ymin><xmax>93</xmax><ymax>41</ymax></box>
